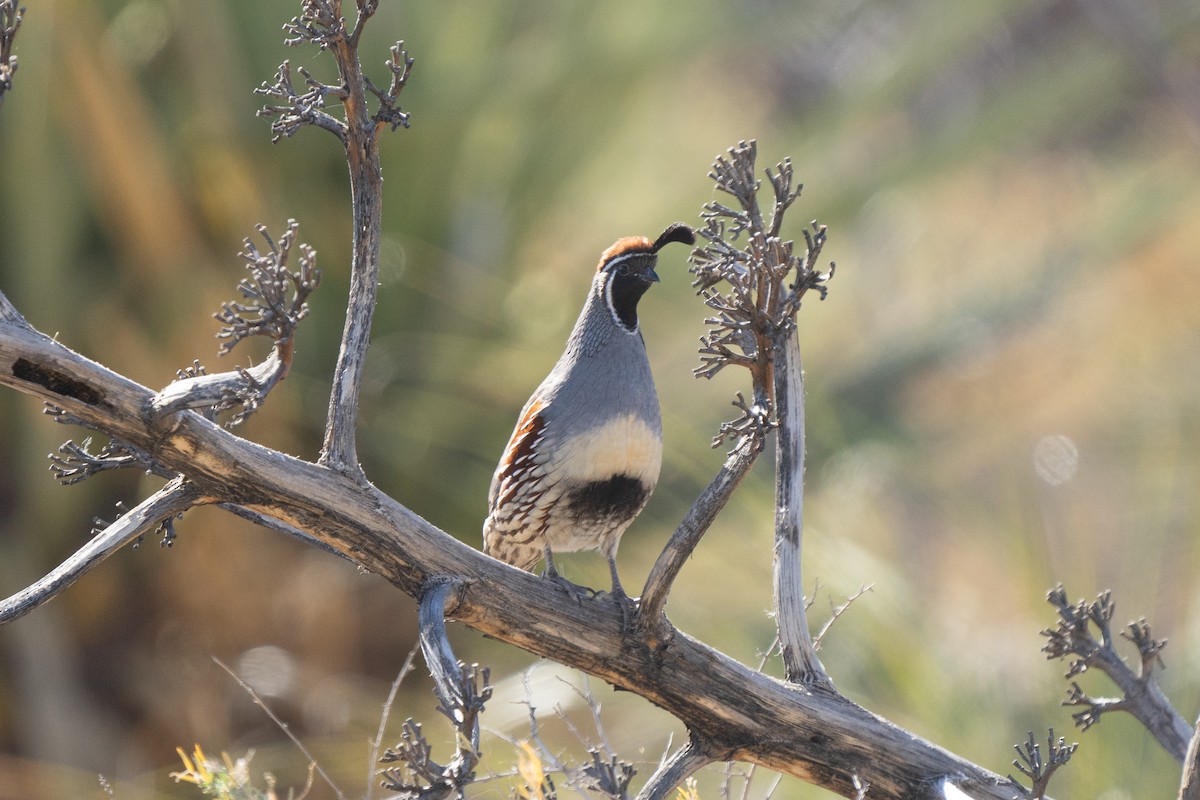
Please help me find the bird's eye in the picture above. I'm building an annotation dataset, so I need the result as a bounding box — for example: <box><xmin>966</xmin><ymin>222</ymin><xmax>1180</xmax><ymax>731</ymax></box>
<box><xmin>616</xmin><ymin>265</ymin><xmax>631</xmax><ymax>276</ymax></box>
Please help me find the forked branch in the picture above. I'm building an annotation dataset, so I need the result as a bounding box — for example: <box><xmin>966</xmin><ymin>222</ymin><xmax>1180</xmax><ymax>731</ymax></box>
<box><xmin>675</xmin><ymin>140</ymin><xmax>833</xmax><ymax>684</ymax></box>
<box><xmin>258</xmin><ymin>0</ymin><xmax>414</xmax><ymax>476</ymax></box>
<box><xmin>640</xmin><ymin>142</ymin><xmax>833</xmax><ymax>658</ymax></box>
<box><xmin>152</xmin><ymin>220</ymin><xmax>319</xmax><ymax>426</ymax></box>
<box><xmin>1007</xmin><ymin>730</ymin><xmax>1077</xmax><ymax>799</ymax></box>
<box><xmin>1042</xmin><ymin>586</ymin><xmax>1191</xmax><ymax>761</ymax></box>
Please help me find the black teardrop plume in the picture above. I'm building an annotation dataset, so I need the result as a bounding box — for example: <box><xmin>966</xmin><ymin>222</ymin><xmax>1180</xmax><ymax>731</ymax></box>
<box><xmin>652</xmin><ymin>222</ymin><xmax>696</xmax><ymax>252</ymax></box>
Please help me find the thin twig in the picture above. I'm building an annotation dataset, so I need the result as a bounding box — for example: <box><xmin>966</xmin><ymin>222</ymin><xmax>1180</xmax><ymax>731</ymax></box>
<box><xmin>366</xmin><ymin>641</ymin><xmax>421</xmax><ymax>800</ymax></box>
<box><xmin>0</xmin><ymin>477</ymin><xmax>200</xmax><ymax>624</ymax></box>
<box><xmin>638</xmin><ymin>433</ymin><xmax>762</xmax><ymax>640</ymax></box>
<box><xmin>1008</xmin><ymin>729</ymin><xmax>1077</xmax><ymax>799</ymax></box>
<box><xmin>813</xmin><ymin>585</ymin><xmax>875</xmax><ymax>650</ymax></box>
<box><xmin>212</xmin><ymin>655</ymin><xmax>348</xmax><ymax>800</ymax></box>
<box><xmin>520</xmin><ymin>670</ymin><xmax>568</xmax><ymax>777</ymax></box>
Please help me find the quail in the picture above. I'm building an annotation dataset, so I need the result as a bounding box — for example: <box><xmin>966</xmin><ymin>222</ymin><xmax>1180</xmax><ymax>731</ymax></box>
<box><xmin>483</xmin><ymin>222</ymin><xmax>695</xmax><ymax>600</ymax></box>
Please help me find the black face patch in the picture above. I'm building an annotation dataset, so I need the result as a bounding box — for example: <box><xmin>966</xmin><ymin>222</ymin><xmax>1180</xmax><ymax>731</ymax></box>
<box><xmin>607</xmin><ymin>270</ymin><xmax>655</xmax><ymax>331</ymax></box>
<box><xmin>566</xmin><ymin>474</ymin><xmax>651</xmax><ymax>524</ymax></box>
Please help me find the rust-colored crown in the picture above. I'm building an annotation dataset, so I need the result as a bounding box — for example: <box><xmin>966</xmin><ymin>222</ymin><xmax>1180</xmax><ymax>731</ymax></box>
<box><xmin>595</xmin><ymin>223</ymin><xmax>695</xmax><ymax>272</ymax></box>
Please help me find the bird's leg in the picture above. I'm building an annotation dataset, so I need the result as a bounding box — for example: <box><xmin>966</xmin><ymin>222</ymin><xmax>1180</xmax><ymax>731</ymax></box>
<box><xmin>606</xmin><ymin>552</ymin><xmax>638</xmax><ymax>633</ymax></box>
<box><xmin>540</xmin><ymin>545</ymin><xmax>591</xmax><ymax>602</ymax></box>
<box><xmin>541</xmin><ymin>544</ymin><xmax>560</xmax><ymax>580</ymax></box>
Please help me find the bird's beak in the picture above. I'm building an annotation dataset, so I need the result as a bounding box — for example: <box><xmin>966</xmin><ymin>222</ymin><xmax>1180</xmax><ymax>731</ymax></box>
<box><xmin>645</xmin><ymin>268</ymin><xmax>661</xmax><ymax>283</ymax></box>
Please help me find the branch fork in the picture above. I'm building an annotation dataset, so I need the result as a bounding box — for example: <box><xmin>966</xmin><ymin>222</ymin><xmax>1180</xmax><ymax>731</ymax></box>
<box><xmin>256</xmin><ymin>59</ymin><xmax>350</xmax><ymax>143</ymax></box>
<box><xmin>1008</xmin><ymin>730</ymin><xmax>1077</xmax><ymax>799</ymax></box>
<box><xmin>151</xmin><ymin>220</ymin><xmax>319</xmax><ymax>426</ymax></box>
<box><xmin>1042</xmin><ymin>585</ymin><xmax>1192</xmax><ymax>761</ymax></box>
<box><xmin>638</xmin><ymin>140</ymin><xmax>834</xmax><ymax>687</ymax></box>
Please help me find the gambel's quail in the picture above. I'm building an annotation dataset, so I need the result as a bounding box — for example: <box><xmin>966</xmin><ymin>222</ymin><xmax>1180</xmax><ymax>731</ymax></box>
<box><xmin>483</xmin><ymin>223</ymin><xmax>695</xmax><ymax>599</ymax></box>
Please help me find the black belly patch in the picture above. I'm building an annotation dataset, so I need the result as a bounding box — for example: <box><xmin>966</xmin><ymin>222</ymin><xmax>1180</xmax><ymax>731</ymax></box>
<box><xmin>566</xmin><ymin>474</ymin><xmax>650</xmax><ymax>522</ymax></box>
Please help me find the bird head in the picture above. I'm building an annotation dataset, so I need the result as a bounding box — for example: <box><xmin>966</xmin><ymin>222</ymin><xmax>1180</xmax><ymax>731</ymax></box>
<box><xmin>597</xmin><ymin>223</ymin><xmax>695</xmax><ymax>331</ymax></box>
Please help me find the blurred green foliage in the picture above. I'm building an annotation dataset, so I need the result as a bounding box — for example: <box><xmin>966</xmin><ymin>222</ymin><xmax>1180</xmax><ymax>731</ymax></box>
<box><xmin>1</xmin><ymin>0</ymin><xmax>1199</xmax><ymax>797</ymax></box>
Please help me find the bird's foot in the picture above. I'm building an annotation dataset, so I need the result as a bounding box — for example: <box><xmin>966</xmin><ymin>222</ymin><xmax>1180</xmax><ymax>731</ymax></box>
<box><xmin>539</xmin><ymin>550</ymin><xmax>591</xmax><ymax>603</ymax></box>
<box><xmin>542</xmin><ymin>571</ymin><xmax>593</xmax><ymax>601</ymax></box>
<box><xmin>595</xmin><ymin>583</ymin><xmax>638</xmax><ymax>633</ymax></box>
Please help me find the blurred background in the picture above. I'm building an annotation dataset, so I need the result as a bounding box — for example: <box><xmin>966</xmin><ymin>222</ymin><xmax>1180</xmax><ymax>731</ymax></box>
<box><xmin>1</xmin><ymin>0</ymin><xmax>1199</xmax><ymax>797</ymax></box>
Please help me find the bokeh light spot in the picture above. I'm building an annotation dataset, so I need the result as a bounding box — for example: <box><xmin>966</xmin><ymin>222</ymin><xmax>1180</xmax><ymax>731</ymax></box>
<box><xmin>1033</xmin><ymin>434</ymin><xmax>1079</xmax><ymax>486</ymax></box>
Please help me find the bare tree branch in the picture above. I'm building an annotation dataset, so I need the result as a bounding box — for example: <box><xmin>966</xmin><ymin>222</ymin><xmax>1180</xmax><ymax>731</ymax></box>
<box><xmin>636</xmin><ymin>734</ymin><xmax>718</xmax><ymax>800</ymax></box>
<box><xmin>1007</xmin><ymin>730</ymin><xmax>1077</xmax><ymax>799</ymax></box>
<box><xmin>152</xmin><ymin>220</ymin><xmax>320</xmax><ymax>425</ymax></box>
<box><xmin>688</xmin><ymin>140</ymin><xmax>833</xmax><ymax>685</ymax></box>
<box><xmin>1042</xmin><ymin>586</ymin><xmax>1192</xmax><ymax>761</ymax></box>
<box><xmin>257</xmin><ymin>0</ymin><xmax>412</xmax><ymax>476</ymax></box>
<box><xmin>381</xmin><ymin>579</ymin><xmax>491</xmax><ymax>799</ymax></box>
<box><xmin>0</xmin><ymin>476</ymin><xmax>202</xmax><ymax>624</ymax></box>
<box><xmin>638</xmin><ymin>433</ymin><xmax>762</xmax><ymax>641</ymax></box>
<box><xmin>773</xmin><ymin>321</ymin><xmax>825</xmax><ymax>684</ymax></box>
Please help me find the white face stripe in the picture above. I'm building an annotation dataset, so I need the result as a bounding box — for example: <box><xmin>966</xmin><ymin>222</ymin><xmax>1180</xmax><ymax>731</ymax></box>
<box><xmin>600</xmin><ymin>251</ymin><xmax>647</xmax><ymax>274</ymax></box>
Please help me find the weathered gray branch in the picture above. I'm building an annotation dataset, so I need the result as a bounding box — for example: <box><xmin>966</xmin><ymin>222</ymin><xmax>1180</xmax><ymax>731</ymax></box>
<box><xmin>152</xmin><ymin>351</ymin><xmax>288</xmax><ymax>419</ymax></box>
<box><xmin>0</xmin><ymin>476</ymin><xmax>202</xmax><ymax>624</ymax></box>
<box><xmin>153</xmin><ymin>220</ymin><xmax>319</xmax><ymax>423</ymax></box>
<box><xmin>638</xmin><ymin>433</ymin><xmax>762</xmax><ymax>641</ymax></box>
<box><xmin>1043</xmin><ymin>586</ymin><xmax>1192</xmax><ymax>761</ymax></box>
<box><xmin>689</xmin><ymin>140</ymin><xmax>831</xmax><ymax>686</ymax></box>
<box><xmin>0</xmin><ymin>309</ymin><xmax>1035</xmax><ymax>799</ymax></box>
<box><xmin>313</xmin><ymin>0</ymin><xmax>394</xmax><ymax>476</ymax></box>
<box><xmin>772</xmin><ymin>326</ymin><xmax>827</xmax><ymax>685</ymax></box>
<box><xmin>396</xmin><ymin>578</ymin><xmax>489</xmax><ymax>797</ymax></box>
<box><xmin>636</xmin><ymin>734</ymin><xmax>717</xmax><ymax>800</ymax></box>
